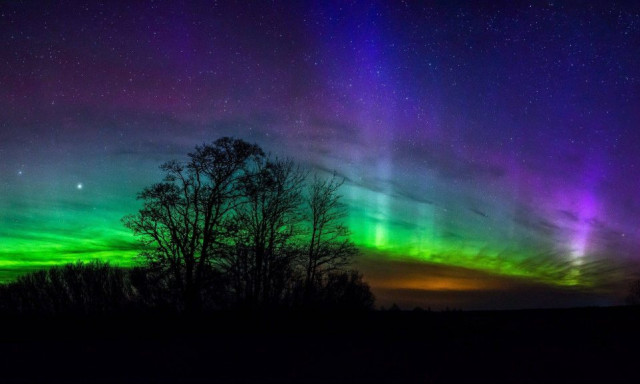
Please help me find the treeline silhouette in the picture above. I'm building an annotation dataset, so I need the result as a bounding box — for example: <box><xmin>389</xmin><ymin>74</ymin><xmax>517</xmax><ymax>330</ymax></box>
<box><xmin>0</xmin><ymin>261</ymin><xmax>372</xmax><ymax>315</ymax></box>
<box><xmin>0</xmin><ymin>261</ymin><xmax>134</xmax><ymax>314</ymax></box>
<box><xmin>0</xmin><ymin>137</ymin><xmax>374</xmax><ymax>315</ymax></box>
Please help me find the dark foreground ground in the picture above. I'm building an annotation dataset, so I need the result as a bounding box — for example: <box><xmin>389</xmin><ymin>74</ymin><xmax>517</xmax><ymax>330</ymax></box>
<box><xmin>1</xmin><ymin>306</ymin><xmax>639</xmax><ymax>383</ymax></box>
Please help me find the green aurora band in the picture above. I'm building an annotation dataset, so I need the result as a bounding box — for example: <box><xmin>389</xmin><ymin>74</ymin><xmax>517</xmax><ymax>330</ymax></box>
<box><xmin>2</xmin><ymin>1</ymin><xmax>640</xmax><ymax>308</ymax></box>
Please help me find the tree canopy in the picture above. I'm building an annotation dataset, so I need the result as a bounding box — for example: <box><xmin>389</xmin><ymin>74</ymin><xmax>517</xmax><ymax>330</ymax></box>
<box><xmin>122</xmin><ymin>137</ymin><xmax>372</xmax><ymax>312</ymax></box>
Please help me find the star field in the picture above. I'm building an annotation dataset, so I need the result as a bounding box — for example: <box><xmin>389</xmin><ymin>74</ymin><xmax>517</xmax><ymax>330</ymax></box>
<box><xmin>1</xmin><ymin>1</ymin><xmax>640</xmax><ymax>309</ymax></box>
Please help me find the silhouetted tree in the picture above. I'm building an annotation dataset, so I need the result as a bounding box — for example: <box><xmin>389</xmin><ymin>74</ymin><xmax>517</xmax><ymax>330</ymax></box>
<box><xmin>120</xmin><ymin>137</ymin><xmax>374</xmax><ymax>312</ymax></box>
<box><xmin>226</xmin><ymin>158</ymin><xmax>306</xmax><ymax>307</ymax></box>
<box><xmin>303</xmin><ymin>173</ymin><xmax>357</xmax><ymax>295</ymax></box>
<box><xmin>122</xmin><ymin>137</ymin><xmax>264</xmax><ymax>312</ymax></box>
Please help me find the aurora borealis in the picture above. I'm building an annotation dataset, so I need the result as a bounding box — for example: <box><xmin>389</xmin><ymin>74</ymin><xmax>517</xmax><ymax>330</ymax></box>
<box><xmin>1</xmin><ymin>1</ymin><xmax>640</xmax><ymax>309</ymax></box>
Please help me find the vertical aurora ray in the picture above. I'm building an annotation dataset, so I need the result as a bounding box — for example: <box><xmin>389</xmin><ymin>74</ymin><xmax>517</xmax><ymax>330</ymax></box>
<box><xmin>1</xmin><ymin>1</ymin><xmax>640</xmax><ymax>307</ymax></box>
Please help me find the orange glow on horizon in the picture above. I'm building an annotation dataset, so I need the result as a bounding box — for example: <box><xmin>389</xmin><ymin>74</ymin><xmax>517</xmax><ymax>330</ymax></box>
<box><xmin>373</xmin><ymin>276</ymin><xmax>500</xmax><ymax>291</ymax></box>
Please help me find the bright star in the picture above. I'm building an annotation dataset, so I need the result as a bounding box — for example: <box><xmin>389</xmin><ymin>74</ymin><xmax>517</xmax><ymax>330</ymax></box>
<box><xmin>77</xmin><ymin>183</ymin><xmax>83</xmax><ymax>190</ymax></box>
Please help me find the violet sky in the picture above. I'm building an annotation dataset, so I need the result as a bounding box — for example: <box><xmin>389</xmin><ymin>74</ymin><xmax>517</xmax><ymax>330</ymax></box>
<box><xmin>1</xmin><ymin>1</ymin><xmax>640</xmax><ymax>309</ymax></box>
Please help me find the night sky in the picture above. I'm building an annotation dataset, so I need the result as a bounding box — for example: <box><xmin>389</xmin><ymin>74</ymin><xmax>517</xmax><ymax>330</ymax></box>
<box><xmin>1</xmin><ymin>1</ymin><xmax>640</xmax><ymax>309</ymax></box>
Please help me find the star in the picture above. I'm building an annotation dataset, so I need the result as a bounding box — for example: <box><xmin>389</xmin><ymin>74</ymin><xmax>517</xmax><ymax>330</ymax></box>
<box><xmin>76</xmin><ymin>183</ymin><xmax>83</xmax><ymax>190</ymax></box>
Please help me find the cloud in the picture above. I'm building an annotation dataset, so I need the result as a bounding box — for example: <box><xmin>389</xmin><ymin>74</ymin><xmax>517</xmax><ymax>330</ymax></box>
<box><xmin>558</xmin><ymin>209</ymin><xmax>580</xmax><ymax>222</ymax></box>
<box><xmin>392</xmin><ymin>139</ymin><xmax>507</xmax><ymax>182</ymax></box>
<box><xmin>469</xmin><ymin>207</ymin><xmax>489</xmax><ymax>218</ymax></box>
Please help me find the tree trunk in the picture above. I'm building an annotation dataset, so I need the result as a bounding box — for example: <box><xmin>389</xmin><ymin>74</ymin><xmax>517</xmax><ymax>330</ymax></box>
<box><xmin>184</xmin><ymin>260</ymin><xmax>201</xmax><ymax>313</ymax></box>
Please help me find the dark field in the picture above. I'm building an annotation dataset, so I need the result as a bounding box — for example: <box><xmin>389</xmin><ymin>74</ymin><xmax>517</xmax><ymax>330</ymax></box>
<box><xmin>1</xmin><ymin>306</ymin><xmax>639</xmax><ymax>383</ymax></box>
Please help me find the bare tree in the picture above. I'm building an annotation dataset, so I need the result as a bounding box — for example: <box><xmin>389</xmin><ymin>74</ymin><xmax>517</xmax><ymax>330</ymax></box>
<box><xmin>228</xmin><ymin>158</ymin><xmax>306</xmax><ymax>306</ymax></box>
<box><xmin>303</xmin><ymin>173</ymin><xmax>357</xmax><ymax>294</ymax></box>
<box><xmin>122</xmin><ymin>139</ymin><xmax>373</xmax><ymax>311</ymax></box>
<box><xmin>122</xmin><ymin>137</ymin><xmax>264</xmax><ymax>312</ymax></box>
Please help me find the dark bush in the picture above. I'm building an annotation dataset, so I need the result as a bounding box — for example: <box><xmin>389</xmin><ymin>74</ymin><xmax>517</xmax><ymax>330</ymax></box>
<box><xmin>292</xmin><ymin>270</ymin><xmax>375</xmax><ymax>311</ymax></box>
